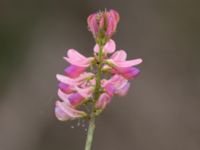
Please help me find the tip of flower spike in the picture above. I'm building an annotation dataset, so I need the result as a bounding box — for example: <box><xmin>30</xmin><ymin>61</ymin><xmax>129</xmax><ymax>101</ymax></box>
<box><xmin>87</xmin><ymin>9</ymin><xmax>120</xmax><ymax>41</ymax></box>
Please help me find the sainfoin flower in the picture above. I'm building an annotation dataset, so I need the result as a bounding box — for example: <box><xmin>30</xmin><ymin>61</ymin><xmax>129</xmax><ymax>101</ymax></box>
<box><xmin>55</xmin><ymin>9</ymin><xmax>142</xmax><ymax>122</ymax></box>
<box><xmin>55</xmin><ymin>9</ymin><xmax>143</xmax><ymax>150</ymax></box>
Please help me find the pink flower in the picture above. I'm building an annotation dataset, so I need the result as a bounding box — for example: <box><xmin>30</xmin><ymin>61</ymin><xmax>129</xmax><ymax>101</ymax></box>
<box><xmin>95</xmin><ymin>93</ymin><xmax>111</xmax><ymax>109</ymax></box>
<box><xmin>87</xmin><ymin>9</ymin><xmax>120</xmax><ymax>40</ymax></box>
<box><xmin>108</xmin><ymin>50</ymin><xmax>142</xmax><ymax>68</ymax></box>
<box><xmin>113</xmin><ymin>67</ymin><xmax>140</xmax><ymax>80</ymax></box>
<box><xmin>63</xmin><ymin>49</ymin><xmax>94</xmax><ymax>73</ymax></box>
<box><xmin>103</xmin><ymin>74</ymin><xmax>130</xmax><ymax>96</ymax></box>
<box><xmin>57</xmin><ymin>88</ymin><xmax>90</xmax><ymax>107</ymax></box>
<box><xmin>96</xmin><ymin>40</ymin><xmax>142</xmax><ymax>79</ymax></box>
<box><xmin>56</xmin><ymin>72</ymin><xmax>94</xmax><ymax>87</ymax></box>
<box><xmin>115</xmin><ymin>82</ymin><xmax>130</xmax><ymax>96</ymax></box>
<box><xmin>55</xmin><ymin>68</ymin><xmax>95</xmax><ymax>120</ymax></box>
<box><xmin>55</xmin><ymin>101</ymin><xmax>86</xmax><ymax>121</ymax></box>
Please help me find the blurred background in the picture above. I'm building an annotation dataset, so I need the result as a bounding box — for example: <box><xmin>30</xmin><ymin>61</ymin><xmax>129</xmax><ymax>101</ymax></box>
<box><xmin>0</xmin><ymin>0</ymin><xmax>200</xmax><ymax>150</ymax></box>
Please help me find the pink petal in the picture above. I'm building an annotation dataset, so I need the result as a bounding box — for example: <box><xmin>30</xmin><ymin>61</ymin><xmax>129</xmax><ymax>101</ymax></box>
<box><xmin>56</xmin><ymin>74</ymin><xmax>76</xmax><ymax>85</ymax></box>
<box><xmin>106</xmin><ymin>16</ymin><xmax>115</xmax><ymax>36</ymax></box>
<box><xmin>95</xmin><ymin>93</ymin><xmax>111</xmax><ymax>109</ymax></box>
<box><xmin>109</xmin><ymin>58</ymin><xmax>143</xmax><ymax>68</ymax></box>
<box><xmin>103</xmin><ymin>75</ymin><xmax>129</xmax><ymax>96</ymax></box>
<box><xmin>93</xmin><ymin>39</ymin><xmax>116</xmax><ymax>53</ymax></box>
<box><xmin>57</xmin><ymin>89</ymin><xmax>70</xmax><ymax>104</ymax></box>
<box><xmin>75</xmin><ymin>72</ymin><xmax>94</xmax><ymax>83</ymax></box>
<box><xmin>63</xmin><ymin>57</ymin><xmax>89</xmax><ymax>67</ymax></box>
<box><xmin>67</xmin><ymin>49</ymin><xmax>87</xmax><ymax>61</ymax></box>
<box><xmin>116</xmin><ymin>82</ymin><xmax>130</xmax><ymax>96</ymax></box>
<box><xmin>55</xmin><ymin>102</ymin><xmax>71</xmax><ymax>121</ymax></box>
<box><xmin>64</xmin><ymin>65</ymin><xmax>85</xmax><ymax>78</ymax></box>
<box><xmin>121</xmin><ymin>67</ymin><xmax>140</xmax><ymax>79</ymax></box>
<box><xmin>99</xmin><ymin>16</ymin><xmax>105</xmax><ymax>29</ymax></box>
<box><xmin>104</xmin><ymin>84</ymin><xmax>116</xmax><ymax>97</ymax></box>
<box><xmin>58</xmin><ymin>83</ymin><xmax>74</xmax><ymax>94</ymax></box>
<box><xmin>55</xmin><ymin>101</ymin><xmax>86</xmax><ymax>121</ymax></box>
<box><xmin>110</xmin><ymin>50</ymin><xmax>127</xmax><ymax>61</ymax></box>
<box><xmin>103</xmin><ymin>39</ymin><xmax>116</xmax><ymax>53</ymax></box>
<box><xmin>87</xmin><ymin>13</ymin><xmax>98</xmax><ymax>35</ymax></box>
<box><xmin>94</xmin><ymin>44</ymin><xmax>99</xmax><ymax>53</ymax></box>
<box><xmin>109</xmin><ymin>9</ymin><xmax>120</xmax><ymax>23</ymax></box>
<box><xmin>64</xmin><ymin>49</ymin><xmax>92</xmax><ymax>67</ymax></box>
<box><xmin>75</xmin><ymin>87</ymin><xmax>93</xmax><ymax>98</ymax></box>
<box><xmin>68</xmin><ymin>93</ymin><xmax>84</xmax><ymax>106</ymax></box>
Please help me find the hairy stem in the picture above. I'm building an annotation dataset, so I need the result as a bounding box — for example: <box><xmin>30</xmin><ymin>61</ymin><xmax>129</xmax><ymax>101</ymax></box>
<box><xmin>84</xmin><ymin>44</ymin><xmax>103</xmax><ymax>150</ymax></box>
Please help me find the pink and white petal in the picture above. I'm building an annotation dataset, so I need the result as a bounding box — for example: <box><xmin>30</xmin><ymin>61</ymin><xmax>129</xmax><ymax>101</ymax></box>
<box><xmin>58</xmin><ymin>82</ymin><xmax>74</xmax><ymax>94</ymax></box>
<box><xmin>64</xmin><ymin>65</ymin><xmax>85</xmax><ymax>78</ymax></box>
<box><xmin>63</xmin><ymin>57</ymin><xmax>89</xmax><ymax>67</ymax></box>
<box><xmin>55</xmin><ymin>101</ymin><xmax>71</xmax><ymax>121</ymax></box>
<box><xmin>56</xmin><ymin>74</ymin><xmax>76</xmax><ymax>85</ymax></box>
<box><xmin>75</xmin><ymin>72</ymin><xmax>94</xmax><ymax>83</ymax></box>
<box><xmin>67</xmin><ymin>49</ymin><xmax>87</xmax><ymax>61</ymax></box>
<box><xmin>108</xmin><ymin>58</ymin><xmax>143</xmax><ymax>68</ymax></box>
<box><xmin>93</xmin><ymin>39</ymin><xmax>116</xmax><ymax>54</ymax></box>
<box><xmin>121</xmin><ymin>67</ymin><xmax>140</xmax><ymax>79</ymax></box>
<box><xmin>110</xmin><ymin>50</ymin><xmax>127</xmax><ymax>61</ymax></box>
<box><xmin>116</xmin><ymin>82</ymin><xmax>130</xmax><ymax>96</ymax></box>
<box><xmin>75</xmin><ymin>86</ymin><xmax>93</xmax><ymax>98</ymax></box>
<box><xmin>103</xmin><ymin>39</ymin><xmax>116</xmax><ymax>53</ymax></box>
<box><xmin>57</xmin><ymin>89</ymin><xmax>70</xmax><ymax>104</ymax></box>
<box><xmin>55</xmin><ymin>101</ymin><xmax>86</xmax><ymax>120</ymax></box>
<box><xmin>95</xmin><ymin>93</ymin><xmax>112</xmax><ymax>109</ymax></box>
<box><xmin>94</xmin><ymin>44</ymin><xmax>99</xmax><ymax>53</ymax></box>
<box><xmin>68</xmin><ymin>93</ymin><xmax>84</xmax><ymax>106</ymax></box>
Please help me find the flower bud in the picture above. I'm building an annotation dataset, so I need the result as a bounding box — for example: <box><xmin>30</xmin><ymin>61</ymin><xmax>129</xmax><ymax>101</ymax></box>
<box><xmin>87</xmin><ymin>9</ymin><xmax>120</xmax><ymax>42</ymax></box>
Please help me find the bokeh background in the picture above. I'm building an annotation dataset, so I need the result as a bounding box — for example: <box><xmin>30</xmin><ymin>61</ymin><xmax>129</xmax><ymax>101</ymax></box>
<box><xmin>0</xmin><ymin>0</ymin><xmax>200</xmax><ymax>150</ymax></box>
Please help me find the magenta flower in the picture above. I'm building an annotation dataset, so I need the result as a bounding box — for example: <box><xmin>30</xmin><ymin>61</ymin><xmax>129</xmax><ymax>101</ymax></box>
<box><xmin>55</xmin><ymin>9</ymin><xmax>143</xmax><ymax>150</ymax></box>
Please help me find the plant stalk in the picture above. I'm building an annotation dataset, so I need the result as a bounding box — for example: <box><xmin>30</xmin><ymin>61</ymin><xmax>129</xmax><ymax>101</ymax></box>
<box><xmin>84</xmin><ymin>44</ymin><xmax>103</xmax><ymax>150</ymax></box>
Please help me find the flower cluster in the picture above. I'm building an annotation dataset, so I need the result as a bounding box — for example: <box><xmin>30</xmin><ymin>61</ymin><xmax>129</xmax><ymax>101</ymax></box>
<box><xmin>55</xmin><ymin>9</ymin><xmax>142</xmax><ymax>121</ymax></box>
<box><xmin>55</xmin><ymin>39</ymin><xmax>142</xmax><ymax>121</ymax></box>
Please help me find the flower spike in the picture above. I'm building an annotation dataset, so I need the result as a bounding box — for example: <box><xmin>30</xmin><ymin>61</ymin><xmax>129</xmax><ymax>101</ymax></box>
<box><xmin>54</xmin><ymin>9</ymin><xmax>143</xmax><ymax>150</ymax></box>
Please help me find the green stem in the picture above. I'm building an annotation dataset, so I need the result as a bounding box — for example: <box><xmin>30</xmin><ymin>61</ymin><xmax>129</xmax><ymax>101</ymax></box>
<box><xmin>84</xmin><ymin>111</ymin><xmax>95</xmax><ymax>150</ymax></box>
<box><xmin>84</xmin><ymin>44</ymin><xmax>103</xmax><ymax>150</ymax></box>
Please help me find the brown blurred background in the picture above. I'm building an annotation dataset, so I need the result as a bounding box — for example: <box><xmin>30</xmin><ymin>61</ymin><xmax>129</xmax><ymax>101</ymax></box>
<box><xmin>0</xmin><ymin>0</ymin><xmax>200</xmax><ymax>150</ymax></box>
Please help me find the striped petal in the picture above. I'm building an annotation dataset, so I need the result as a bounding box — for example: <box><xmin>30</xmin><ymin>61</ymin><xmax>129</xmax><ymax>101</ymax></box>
<box><xmin>110</xmin><ymin>50</ymin><xmax>127</xmax><ymax>61</ymax></box>
<box><xmin>56</xmin><ymin>74</ymin><xmax>76</xmax><ymax>85</ymax></box>
<box><xmin>95</xmin><ymin>93</ymin><xmax>112</xmax><ymax>109</ymax></box>
<box><xmin>55</xmin><ymin>101</ymin><xmax>86</xmax><ymax>121</ymax></box>
<box><xmin>108</xmin><ymin>58</ymin><xmax>143</xmax><ymax>68</ymax></box>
